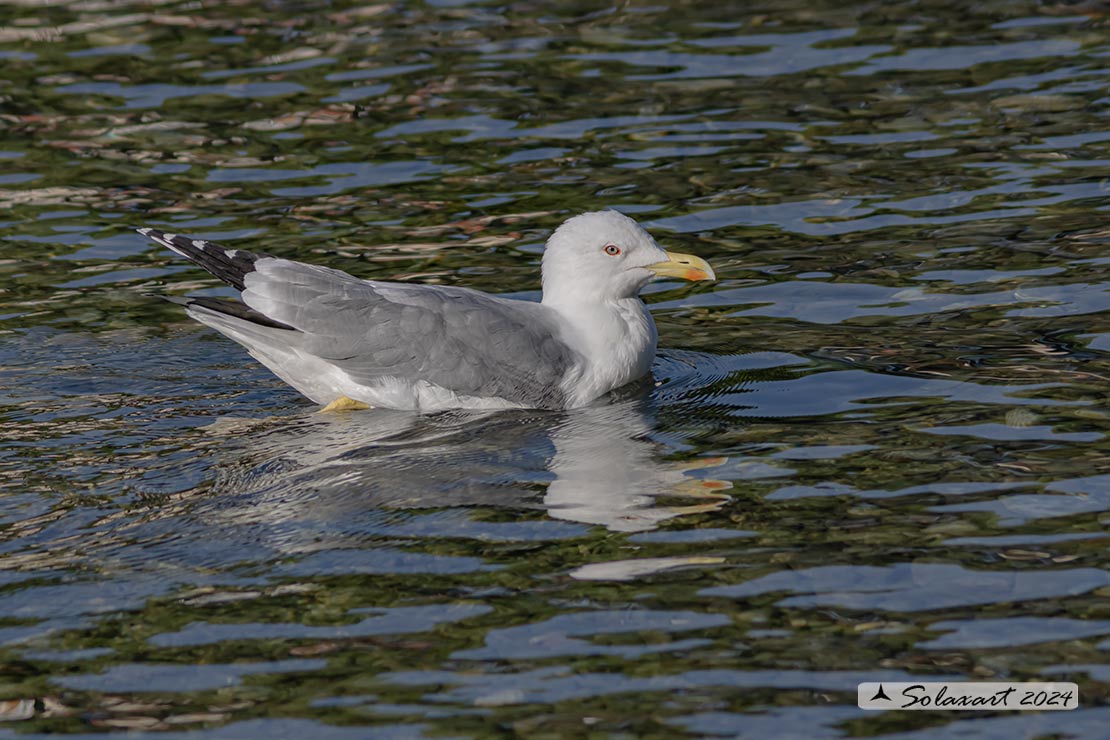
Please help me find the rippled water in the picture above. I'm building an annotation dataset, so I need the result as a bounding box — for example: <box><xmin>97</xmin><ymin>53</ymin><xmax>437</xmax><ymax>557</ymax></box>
<box><xmin>2</xmin><ymin>1</ymin><xmax>1109</xmax><ymax>737</ymax></box>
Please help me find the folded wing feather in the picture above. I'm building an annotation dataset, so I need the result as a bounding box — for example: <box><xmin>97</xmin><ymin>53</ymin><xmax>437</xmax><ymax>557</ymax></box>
<box><xmin>242</xmin><ymin>258</ymin><xmax>579</xmax><ymax>408</ymax></box>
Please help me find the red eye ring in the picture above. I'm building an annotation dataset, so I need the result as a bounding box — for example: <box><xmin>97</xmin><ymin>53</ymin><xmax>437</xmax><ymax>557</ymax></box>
<box><xmin>603</xmin><ymin>244</ymin><xmax>621</xmax><ymax>256</ymax></box>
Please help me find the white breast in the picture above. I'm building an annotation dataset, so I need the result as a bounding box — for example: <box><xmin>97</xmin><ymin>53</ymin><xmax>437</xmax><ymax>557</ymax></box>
<box><xmin>555</xmin><ymin>298</ymin><xmax>658</xmax><ymax>407</ymax></box>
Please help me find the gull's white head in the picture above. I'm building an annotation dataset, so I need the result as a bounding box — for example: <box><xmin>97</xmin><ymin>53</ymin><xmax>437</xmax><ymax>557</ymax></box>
<box><xmin>540</xmin><ymin>210</ymin><xmax>715</xmax><ymax>304</ymax></box>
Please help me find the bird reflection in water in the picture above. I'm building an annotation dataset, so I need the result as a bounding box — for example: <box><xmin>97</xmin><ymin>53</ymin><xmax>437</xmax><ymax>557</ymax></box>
<box><xmin>196</xmin><ymin>390</ymin><xmax>730</xmax><ymax>539</ymax></box>
<box><xmin>543</xmin><ymin>399</ymin><xmax>730</xmax><ymax>532</ymax></box>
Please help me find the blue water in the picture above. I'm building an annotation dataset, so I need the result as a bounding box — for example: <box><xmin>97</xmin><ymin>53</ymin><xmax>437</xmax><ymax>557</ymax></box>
<box><xmin>1</xmin><ymin>1</ymin><xmax>1109</xmax><ymax>736</ymax></box>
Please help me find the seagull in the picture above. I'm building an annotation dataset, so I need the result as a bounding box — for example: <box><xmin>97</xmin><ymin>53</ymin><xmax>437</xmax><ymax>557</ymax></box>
<box><xmin>138</xmin><ymin>210</ymin><xmax>714</xmax><ymax>412</ymax></box>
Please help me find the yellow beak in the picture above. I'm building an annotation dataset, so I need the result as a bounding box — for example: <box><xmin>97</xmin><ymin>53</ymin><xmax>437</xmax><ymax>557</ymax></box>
<box><xmin>646</xmin><ymin>251</ymin><xmax>716</xmax><ymax>282</ymax></box>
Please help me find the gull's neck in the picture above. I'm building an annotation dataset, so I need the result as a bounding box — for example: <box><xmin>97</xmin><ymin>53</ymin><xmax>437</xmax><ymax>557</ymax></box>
<box><xmin>542</xmin><ymin>294</ymin><xmax>658</xmax><ymax>403</ymax></box>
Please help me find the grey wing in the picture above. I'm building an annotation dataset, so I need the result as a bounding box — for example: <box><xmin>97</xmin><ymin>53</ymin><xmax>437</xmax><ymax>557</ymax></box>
<box><xmin>241</xmin><ymin>258</ymin><xmax>579</xmax><ymax>408</ymax></box>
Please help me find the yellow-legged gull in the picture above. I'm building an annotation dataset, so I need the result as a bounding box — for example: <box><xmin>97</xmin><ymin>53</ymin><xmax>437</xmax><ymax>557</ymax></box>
<box><xmin>138</xmin><ymin>210</ymin><xmax>714</xmax><ymax>411</ymax></box>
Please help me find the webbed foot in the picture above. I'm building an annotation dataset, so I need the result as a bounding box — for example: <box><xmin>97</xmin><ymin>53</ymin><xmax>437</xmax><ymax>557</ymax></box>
<box><xmin>319</xmin><ymin>396</ymin><xmax>371</xmax><ymax>413</ymax></box>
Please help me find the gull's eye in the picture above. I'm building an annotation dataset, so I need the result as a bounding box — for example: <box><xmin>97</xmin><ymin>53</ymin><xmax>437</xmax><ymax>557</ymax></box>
<box><xmin>603</xmin><ymin>244</ymin><xmax>621</xmax><ymax>256</ymax></box>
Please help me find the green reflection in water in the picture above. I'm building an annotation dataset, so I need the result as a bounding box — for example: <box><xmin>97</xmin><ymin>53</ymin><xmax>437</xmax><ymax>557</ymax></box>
<box><xmin>1</xmin><ymin>0</ymin><xmax>1109</xmax><ymax>737</ymax></box>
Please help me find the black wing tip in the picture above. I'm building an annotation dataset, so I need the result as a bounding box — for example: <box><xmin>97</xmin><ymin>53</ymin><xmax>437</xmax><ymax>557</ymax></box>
<box><xmin>170</xmin><ymin>294</ymin><xmax>296</xmax><ymax>331</ymax></box>
<box><xmin>137</xmin><ymin>227</ymin><xmax>270</xmax><ymax>292</ymax></box>
<box><xmin>137</xmin><ymin>227</ymin><xmax>211</xmax><ymax>253</ymax></box>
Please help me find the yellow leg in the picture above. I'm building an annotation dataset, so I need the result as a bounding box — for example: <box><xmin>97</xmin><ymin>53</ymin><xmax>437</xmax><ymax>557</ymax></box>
<box><xmin>318</xmin><ymin>396</ymin><xmax>371</xmax><ymax>413</ymax></box>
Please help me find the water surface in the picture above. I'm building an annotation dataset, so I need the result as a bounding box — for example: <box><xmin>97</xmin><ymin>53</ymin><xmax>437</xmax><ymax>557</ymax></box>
<box><xmin>1</xmin><ymin>1</ymin><xmax>1109</xmax><ymax>736</ymax></box>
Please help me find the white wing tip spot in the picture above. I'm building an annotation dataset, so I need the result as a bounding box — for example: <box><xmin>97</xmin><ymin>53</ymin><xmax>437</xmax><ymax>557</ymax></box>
<box><xmin>137</xmin><ymin>227</ymin><xmax>152</xmax><ymax>236</ymax></box>
<box><xmin>191</xmin><ymin>239</ymin><xmax>209</xmax><ymax>250</ymax></box>
<box><xmin>163</xmin><ymin>233</ymin><xmax>178</xmax><ymax>242</ymax></box>
<box><xmin>225</xmin><ymin>248</ymin><xmax>239</xmax><ymax>258</ymax></box>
